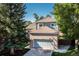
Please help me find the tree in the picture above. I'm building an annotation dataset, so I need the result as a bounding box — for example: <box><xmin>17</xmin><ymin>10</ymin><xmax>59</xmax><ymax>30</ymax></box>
<box><xmin>25</xmin><ymin>21</ymin><xmax>32</xmax><ymax>26</ymax></box>
<box><xmin>39</xmin><ymin>16</ymin><xmax>44</xmax><ymax>20</ymax></box>
<box><xmin>33</xmin><ymin>13</ymin><xmax>40</xmax><ymax>22</ymax></box>
<box><xmin>0</xmin><ymin>4</ymin><xmax>12</xmax><ymax>51</ymax></box>
<box><xmin>33</xmin><ymin>13</ymin><xmax>45</xmax><ymax>22</ymax></box>
<box><xmin>33</xmin><ymin>13</ymin><xmax>51</xmax><ymax>22</ymax></box>
<box><xmin>54</xmin><ymin>4</ymin><xmax>79</xmax><ymax>49</ymax></box>
<box><xmin>0</xmin><ymin>3</ymin><xmax>29</xmax><ymax>55</ymax></box>
<box><xmin>46</xmin><ymin>15</ymin><xmax>51</xmax><ymax>17</ymax></box>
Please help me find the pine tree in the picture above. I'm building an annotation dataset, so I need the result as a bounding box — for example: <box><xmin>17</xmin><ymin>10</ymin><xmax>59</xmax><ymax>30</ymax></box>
<box><xmin>0</xmin><ymin>3</ymin><xmax>29</xmax><ymax>55</ymax></box>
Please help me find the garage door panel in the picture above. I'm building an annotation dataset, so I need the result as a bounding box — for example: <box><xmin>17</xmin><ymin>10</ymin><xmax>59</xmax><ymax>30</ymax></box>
<box><xmin>34</xmin><ymin>41</ymin><xmax>41</xmax><ymax>48</ymax></box>
<box><xmin>33</xmin><ymin>40</ymin><xmax>54</xmax><ymax>49</ymax></box>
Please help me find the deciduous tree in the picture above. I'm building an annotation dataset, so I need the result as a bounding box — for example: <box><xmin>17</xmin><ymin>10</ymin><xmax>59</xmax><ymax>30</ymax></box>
<box><xmin>54</xmin><ymin>3</ymin><xmax>79</xmax><ymax>49</ymax></box>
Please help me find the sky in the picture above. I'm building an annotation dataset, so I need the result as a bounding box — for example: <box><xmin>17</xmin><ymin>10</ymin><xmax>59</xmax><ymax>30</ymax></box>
<box><xmin>24</xmin><ymin>3</ymin><xmax>54</xmax><ymax>22</ymax></box>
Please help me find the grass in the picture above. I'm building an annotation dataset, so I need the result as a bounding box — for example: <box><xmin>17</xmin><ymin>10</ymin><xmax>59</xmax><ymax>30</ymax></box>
<box><xmin>52</xmin><ymin>47</ymin><xmax>79</xmax><ymax>56</ymax></box>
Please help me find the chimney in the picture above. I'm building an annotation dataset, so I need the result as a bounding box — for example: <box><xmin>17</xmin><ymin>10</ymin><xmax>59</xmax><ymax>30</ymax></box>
<box><xmin>36</xmin><ymin>23</ymin><xmax>39</xmax><ymax>30</ymax></box>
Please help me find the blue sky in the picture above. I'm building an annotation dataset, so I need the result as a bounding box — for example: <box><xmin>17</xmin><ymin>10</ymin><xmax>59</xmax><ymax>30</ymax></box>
<box><xmin>24</xmin><ymin>3</ymin><xmax>54</xmax><ymax>22</ymax></box>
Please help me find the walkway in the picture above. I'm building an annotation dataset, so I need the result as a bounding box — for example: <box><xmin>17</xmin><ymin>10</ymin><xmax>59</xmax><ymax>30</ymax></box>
<box><xmin>24</xmin><ymin>48</ymin><xmax>52</xmax><ymax>56</ymax></box>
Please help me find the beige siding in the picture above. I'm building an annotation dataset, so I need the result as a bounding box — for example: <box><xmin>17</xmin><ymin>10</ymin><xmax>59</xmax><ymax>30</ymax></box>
<box><xmin>30</xmin><ymin>34</ymin><xmax>58</xmax><ymax>50</ymax></box>
<box><xmin>30</xmin><ymin>34</ymin><xmax>57</xmax><ymax>40</ymax></box>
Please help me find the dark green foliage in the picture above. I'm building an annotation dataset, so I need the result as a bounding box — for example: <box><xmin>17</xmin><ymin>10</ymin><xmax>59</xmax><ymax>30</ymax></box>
<box><xmin>52</xmin><ymin>48</ymin><xmax>79</xmax><ymax>56</ymax></box>
<box><xmin>46</xmin><ymin>15</ymin><xmax>51</xmax><ymax>17</ymax></box>
<box><xmin>33</xmin><ymin>13</ymin><xmax>51</xmax><ymax>22</ymax></box>
<box><xmin>0</xmin><ymin>48</ymin><xmax>30</xmax><ymax>56</ymax></box>
<box><xmin>33</xmin><ymin>13</ymin><xmax>40</xmax><ymax>22</ymax></box>
<box><xmin>39</xmin><ymin>16</ymin><xmax>44</xmax><ymax>19</ymax></box>
<box><xmin>0</xmin><ymin>3</ymin><xmax>29</xmax><ymax>53</ymax></box>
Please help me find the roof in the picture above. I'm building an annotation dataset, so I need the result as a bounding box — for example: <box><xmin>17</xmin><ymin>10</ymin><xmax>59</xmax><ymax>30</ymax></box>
<box><xmin>26</xmin><ymin>17</ymin><xmax>56</xmax><ymax>30</ymax></box>
<box><xmin>30</xmin><ymin>26</ymin><xmax>58</xmax><ymax>34</ymax></box>
<box><xmin>26</xmin><ymin>22</ymin><xmax>36</xmax><ymax>30</ymax></box>
<box><xmin>30</xmin><ymin>34</ymin><xmax>57</xmax><ymax>40</ymax></box>
<box><xmin>37</xmin><ymin>17</ymin><xmax>56</xmax><ymax>23</ymax></box>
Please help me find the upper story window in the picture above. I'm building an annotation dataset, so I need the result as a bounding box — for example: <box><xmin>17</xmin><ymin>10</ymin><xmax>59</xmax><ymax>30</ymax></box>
<box><xmin>50</xmin><ymin>23</ymin><xmax>57</xmax><ymax>29</ymax></box>
<box><xmin>51</xmin><ymin>24</ymin><xmax>54</xmax><ymax>26</ymax></box>
<box><xmin>51</xmin><ymin>23</ymin><xmax>56</xmax><ymax>27</ymax></box>
<box><xmin>39</xmin><ymin>24</ymin><xmax>43</xmax><ymax>27</ymax></box>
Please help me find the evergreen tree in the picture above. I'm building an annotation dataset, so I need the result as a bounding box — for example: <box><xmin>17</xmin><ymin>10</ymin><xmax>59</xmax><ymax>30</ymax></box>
<box><xmin>33</xmin><ymin>13</ymin><xmax>45</xmax><ymax>22</ymax></box>
<box><xmin>46</xmin><ymin>15</ymin><xmax>51</xmax><ymax>17</ymax></box>
<box><xmin>0</xmin><ymin>3</ymin><xmax>29</xmax><ymax>55</ymax></box>
<box><xmin>33</xmin><ymin>13</ymin><xmax>40</xmax><ymax>22</ymax></box>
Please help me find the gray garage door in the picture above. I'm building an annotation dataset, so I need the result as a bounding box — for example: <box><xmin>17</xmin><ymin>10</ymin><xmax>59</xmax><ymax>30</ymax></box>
<box><xmin>33</xmin><ymin>40</ymin><xmax>54</xmax><ymax>50</ymax></box>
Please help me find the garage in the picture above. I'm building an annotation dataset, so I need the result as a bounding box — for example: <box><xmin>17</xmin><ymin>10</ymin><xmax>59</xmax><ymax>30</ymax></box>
<box><xmin>33</xmin><ymin>40</ymin><xmax>54</xmax><ymax>50</ymax></box>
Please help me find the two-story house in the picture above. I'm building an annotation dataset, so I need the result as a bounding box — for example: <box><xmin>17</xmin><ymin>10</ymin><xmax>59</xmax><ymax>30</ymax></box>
<box><xmin>27</xmin><ymin>17</ymin><xmax>59</xmax><ymax>50</ymax></box>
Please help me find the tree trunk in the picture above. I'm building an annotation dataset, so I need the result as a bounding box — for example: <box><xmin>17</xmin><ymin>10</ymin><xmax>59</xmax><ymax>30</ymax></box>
<box><xmin>10</xmin><ymin>48</ymin><xmax>15</xmax><ymax>55</ymax></box>
<box><xmin>76</xmin><ymin>40</ymin><xmax>79</xmax><ymax>50</ymax></box>
<box><xmin>75</xmin><ymin>40</ymin><xmax>79</xmax><ymax>52</ymax></box>
<box><xmin>75</xmin><ymin>40</ymin><xmax>78</xmax><ymax>49</ymax></box>
<box><xmin>0</xmin><ymin>44</ymin><xmax>4</xmax><ymax>51</ymax></box>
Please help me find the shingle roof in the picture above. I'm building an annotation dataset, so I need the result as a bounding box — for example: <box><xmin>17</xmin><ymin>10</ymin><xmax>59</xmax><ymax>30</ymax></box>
<box><xmin>26</xmin><ymin>17</ymin><xmax>56</xmax><ymax>30</ymax></box>
<box><xmin>37</xmin><ymin>17</ymin><xmax>56</xmax><ymax>23</ymax></box>
<box><xmin>30</xmin><ymin>34</ymin><xmax>57</xmax><ymax>40</ymax></box>
<box><xmin>30</xmin><ymin>26</ymin><xmax>58</xmax><ymax>34</ymax></box>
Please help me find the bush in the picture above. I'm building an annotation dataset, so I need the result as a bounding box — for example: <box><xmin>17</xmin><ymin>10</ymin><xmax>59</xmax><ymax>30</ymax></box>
<box><xmin>52</xmin><ymin>49</ymin><xmax>79</xmax><ymax>56</ymax></box>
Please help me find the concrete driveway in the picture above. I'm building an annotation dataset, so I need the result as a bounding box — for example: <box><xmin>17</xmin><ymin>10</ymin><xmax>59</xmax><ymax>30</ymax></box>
<box><xmin>24</xmin><ymin>48</ymin><xmax>52</xmax><ymax>56</ymax></box>
<box><xmin>54</xmin><ymin>45</ymin><xmax>70</xmax><ymax>53</ymax></box>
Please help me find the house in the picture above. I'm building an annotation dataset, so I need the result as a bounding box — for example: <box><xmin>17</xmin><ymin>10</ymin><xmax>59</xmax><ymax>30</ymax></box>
<box><xmin>26</xmin><ymin>17</ymin><xmax>73</xmax><ymax>50</ymax></box>
<box><xmin>27</xmin><ymin>17</ymin><xmax>60</xmax><ymax>50</ymax></box>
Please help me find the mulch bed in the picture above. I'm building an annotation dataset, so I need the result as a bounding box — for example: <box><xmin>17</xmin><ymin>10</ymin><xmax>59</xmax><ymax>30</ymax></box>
<box><xmin>0</xmin><ymin>48</ymin><xmax>30</xmax><ymax>56</ymax></box>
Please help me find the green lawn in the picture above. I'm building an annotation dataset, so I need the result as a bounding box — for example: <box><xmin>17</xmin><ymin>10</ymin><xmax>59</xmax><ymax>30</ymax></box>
<box><xmin>52</xmin><ymin>47</ymin><xmax>79</xmax><ymax>56</ymax></box>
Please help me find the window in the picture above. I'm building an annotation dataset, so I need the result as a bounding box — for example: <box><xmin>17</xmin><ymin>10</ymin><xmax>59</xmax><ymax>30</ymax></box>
<box><xmin>51</xmin><ymin>24</ymin><xmax>54</xmax><ymax>26</ymax></box>
<box><xmin>39</xmin><ymin>24</ymin><xmax>42</xmax><ymax>27</ymax></box>
<box><xmin>50</xmin><ymin>23</ymin><xmax>56</xmax><ymax>29</ymax></box>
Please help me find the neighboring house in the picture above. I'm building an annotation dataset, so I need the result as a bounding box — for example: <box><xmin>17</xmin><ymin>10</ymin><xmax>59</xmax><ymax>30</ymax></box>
<box><xmin>26</xmin><ymin>17</ymin><xmax>73</xmax><ymax>50</ymax></box>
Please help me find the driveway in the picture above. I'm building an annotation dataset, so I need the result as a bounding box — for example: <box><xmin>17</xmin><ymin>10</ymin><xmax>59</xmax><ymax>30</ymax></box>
<box><xmin>24</xmin><ymin>48</ymin><xmax>52</xmax><ymax>56</ymax></box>
<box><xmin>54</xmin><ymin>45</ymin><xmax>70</xmax><ymax>53</ymax></box>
